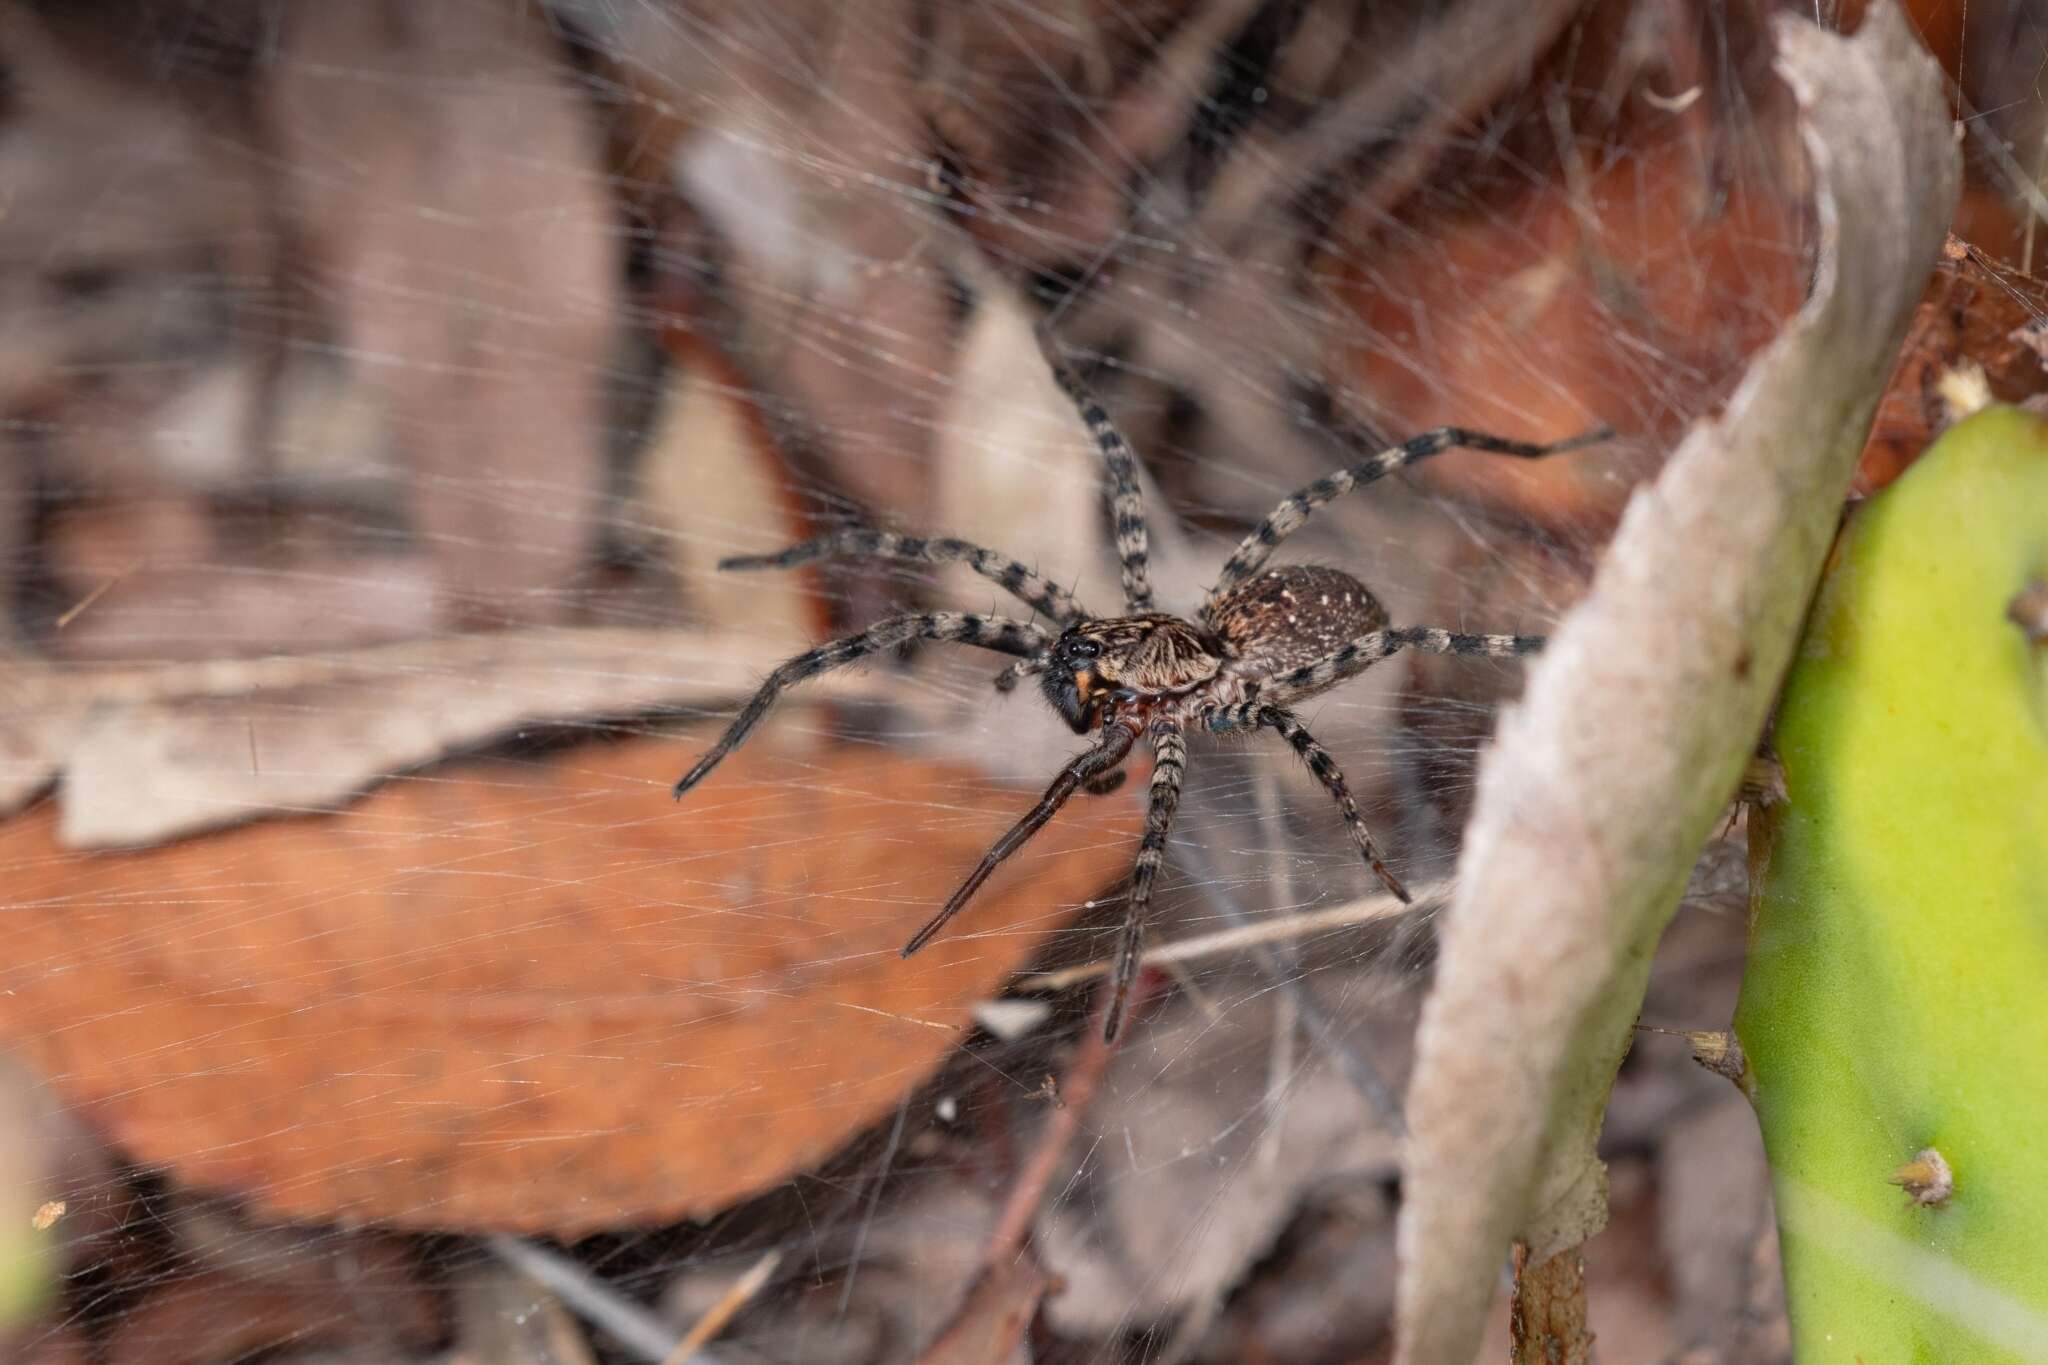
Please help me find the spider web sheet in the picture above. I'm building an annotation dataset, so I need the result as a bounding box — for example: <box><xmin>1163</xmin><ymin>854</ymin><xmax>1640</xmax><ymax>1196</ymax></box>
<box><xmin>0</xmin><ymin>1</ymin><xmax>2023</xmax><ymax>1362</ymax></box>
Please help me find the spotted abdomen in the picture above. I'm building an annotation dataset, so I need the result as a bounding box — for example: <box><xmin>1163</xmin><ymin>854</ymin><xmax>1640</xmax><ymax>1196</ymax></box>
<box><xmin>1205</xmin><ymin>565</ymin><xmax>1388</xmax><ymax>676</ymax></box>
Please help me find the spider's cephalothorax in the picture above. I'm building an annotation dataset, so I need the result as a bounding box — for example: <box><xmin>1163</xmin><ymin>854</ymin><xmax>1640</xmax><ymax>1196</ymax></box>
<box><xmin>1040</xmin><ymin>565</ymin><xmax>1391</xmax><ymax>735</ymax></box>
<box><xmin>676</xmin><ymin>320</ymin><xmax>1608</xmax><ymax>1040</ymax></box>
<box><xmin>1040</xmin><ymin>614</ymin><xmax>1221</xmax><ymax>733</ymax></box>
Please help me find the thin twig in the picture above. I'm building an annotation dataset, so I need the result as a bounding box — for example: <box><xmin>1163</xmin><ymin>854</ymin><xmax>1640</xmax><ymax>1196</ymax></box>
<box><xmin>53</xmin><ymin>561</ymin><xmax>138</xmax><ymax>630</ymax></box>
<box><xmin>981</xmin><ymin>981</ymin><xmax>1127</xmax><ymax>1266</ymax></box>
<box><xmin>662</xmin><ymin>1249</ymin><xmax>782</xmax><ymax>1365</ymax></box>
<box><xmin>1009</xmin><ymin>885</ymin><xmax>1431</xmax><ymax>994</ymax></box>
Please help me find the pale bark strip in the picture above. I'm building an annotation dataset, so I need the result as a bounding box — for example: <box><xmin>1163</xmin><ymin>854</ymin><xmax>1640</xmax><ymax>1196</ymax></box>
<box><xmin>1391</xmin><ymin>7</ymin><xmax>1958</xmax><ymax>1364</ymax></box>
<box><xmin>0</xmin><ymin>629</ymin><xmax>884</xmax><ymax>848</ymax></box>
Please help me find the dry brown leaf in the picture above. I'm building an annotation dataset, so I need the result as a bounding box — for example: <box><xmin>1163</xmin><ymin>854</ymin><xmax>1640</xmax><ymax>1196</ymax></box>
<box><xmin>1391</xmin><ymin>7</ymin><xmax>1958</xmax><ymax>1364</ymax></box>
<box><xmin>0</xmin><ymin>732</ymin><xmax>1136</xmax><ymax>1234</ymax></box>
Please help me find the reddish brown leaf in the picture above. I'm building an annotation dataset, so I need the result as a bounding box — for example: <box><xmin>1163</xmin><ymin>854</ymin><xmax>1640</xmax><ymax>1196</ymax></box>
<box><xmin>1333</xmin><ymin>130</ymin><xmax>1808</xmax><ymax>535</ymax></box>
<box><xmin>1857</xmin><ymin>240</ymin><xmax>2048</xmax><ymax>494</ymax></box>
<box><xmin>0</xmin><ymin>734</ymin><xmax>1136</xmax><ymax>1234</ymax></box>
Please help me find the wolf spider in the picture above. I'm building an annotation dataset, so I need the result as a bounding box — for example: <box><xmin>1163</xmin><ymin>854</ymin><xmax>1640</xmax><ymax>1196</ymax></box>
<box><xmin>674</xmin><ymin>326</ymin><xmax>1605</xmax><ymax>1040</ymax></box>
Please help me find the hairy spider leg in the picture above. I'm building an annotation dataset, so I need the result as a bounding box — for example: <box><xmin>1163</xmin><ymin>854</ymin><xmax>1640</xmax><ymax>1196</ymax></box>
<box><xmin>1209</xmin><ymin>626</ymin><xmax>1547</xmax><ymax>725</ymax></box>
<box><xmin>721</xmin><ymin>529</ymin><xmax>1092</xmax><ymax>626</ymax></box>
<box><xmin>1257</xmin><ymin>706</ymin><xmax>1410</xmax><ymax>903</ymax></box>
<box><xmin>900</xmin><ymin>719</ymin><xmax>1140</xmax><ymax>957</ymax></box>
<box><xmin>1104</xmin><ymin>722</ymin><xmax>1186</xmax><ymax>1041</ymax></box>
<box><xmin>1033</xmin><ymin>321</ymin><xmax>1154</xmax><ymax>613</ymax></box>
<box><xmin>671</xmin><ymin>611</ymin><xmax>1051</xmax><ymax>799</ymax></box>
<box><xmin>1203</xmin><ymin>423</ymin><xmax>1611</xmax><ymax>610</ymax></box>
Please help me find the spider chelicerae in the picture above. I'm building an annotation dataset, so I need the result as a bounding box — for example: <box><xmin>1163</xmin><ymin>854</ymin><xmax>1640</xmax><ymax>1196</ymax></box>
<box><xmin>674</xmin><ymin>326</ymin><xmax>1606</xmax><ymax>1040</ymax></box>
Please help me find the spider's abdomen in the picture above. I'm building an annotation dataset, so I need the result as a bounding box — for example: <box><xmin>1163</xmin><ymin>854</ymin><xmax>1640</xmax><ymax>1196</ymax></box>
<box><xmin>1207</xmin><ymin>565</ymin><xmax>1388</xmax><ymax>677</ymax></box>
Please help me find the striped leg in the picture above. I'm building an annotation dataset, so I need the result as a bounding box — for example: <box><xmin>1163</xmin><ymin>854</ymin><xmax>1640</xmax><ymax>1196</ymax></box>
<box><xmin>1209</xmin><ymin>626</ymin><xmax>1546</xmax><ymax>728</ymax></box>
<box><xmin>1258</xmin><ymin>706</ymin><xmax>1409</xmax><ymax>903</ymax></box>
<box><xmin>721</xmin><ymin>529</ymin><xmax>1090</xmax><ymax>625</ymax></box>
<box><xmin>1203</xmin><ymin>424</ymin><xmax>1609</xmax><ymax>611</ymax></box>
<box><xmin>1104</xmin><ymin>722</ymin><xmax>1187</xmax><ymax>1041</ymax></box>
<box><xmin>901</xmin><ymin>719</ymin><xmax>1140</xmax><ymax>957</ymax></box>
<box><xmin>672</xmin><ymin>612</ymin><xmax>1051</xmax><ymax>799</ymax></box>
<box><xmin>1034</xmin><ymin>321</ymin><xmax>1153</xmax><ymax>612</ymax></box>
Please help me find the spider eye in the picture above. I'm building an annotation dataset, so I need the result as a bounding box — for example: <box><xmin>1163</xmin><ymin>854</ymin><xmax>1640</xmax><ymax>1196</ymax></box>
<box><xmin>1069</xmin><ymin>638</ymin><xmax>1102</xmax><ymax>660</ymax></box>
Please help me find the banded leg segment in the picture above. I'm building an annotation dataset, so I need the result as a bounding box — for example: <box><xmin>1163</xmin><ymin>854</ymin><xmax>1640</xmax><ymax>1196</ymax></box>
<box><xmin>1210</xmin><ymin>626</ymin><xmax>1546</xmax><ymax>726</ymax></box>
<box><xmin>1258</xmin><ymin>706</ymin><xmax>1409</xmax><ymax>903</ymax></box>
<box><xmin>1034</xmin><ymin>322</ymin><xmax>1153</xmax><ymax>613</ymax></box>
<box><xmin>672</xmin><ymin>611</ymin><xmax>1051</xmax><ymax>799</ymax></box>
<box><xmin>1105</xmin><ymin>722</ymin><xmax>1187</xmax><ymax>1041</ymax></box>
<box><xmin>721</xmin><ymin>529</ymin><xmax>1090</xmax><ymax>625</ymax></box>
<box><xmin>1203</xmin><ymin>424</ymin><xmax>1609</xmax><ymax>612</ymax></box>
<box><xmin>902</xmin><ymin>719</ymin><xmax>1140</xmax><ymax>956</ymax></box>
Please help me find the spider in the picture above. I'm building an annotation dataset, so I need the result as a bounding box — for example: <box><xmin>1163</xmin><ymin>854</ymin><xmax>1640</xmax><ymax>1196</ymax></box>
<box><xmin>673</xmin><ymin>326</ymin><xmax>1606</xmax><ymax>1040</ymax></box>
